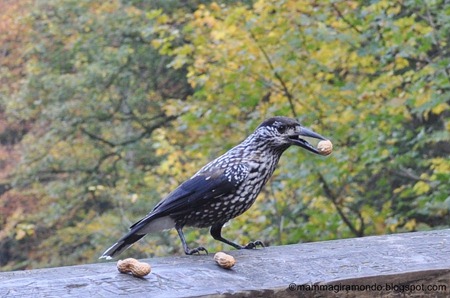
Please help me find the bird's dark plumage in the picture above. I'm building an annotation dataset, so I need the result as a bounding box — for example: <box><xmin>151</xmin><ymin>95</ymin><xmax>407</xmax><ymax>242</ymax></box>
<box><xmin>100</xmin><ymin>116</ymin><xmax>328</xmax><ymax>259</ymax></box>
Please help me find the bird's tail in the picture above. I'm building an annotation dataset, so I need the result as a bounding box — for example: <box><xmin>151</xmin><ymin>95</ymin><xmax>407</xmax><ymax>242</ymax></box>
<box><xmin>99</xmin><ymin>231</ymin><xmax>146</xmax><ymax>260</ymax></box>
<box><xmin>99</xmin><ymin>214</ymin><xmax>175</xmax><ymax>259</ymax></box>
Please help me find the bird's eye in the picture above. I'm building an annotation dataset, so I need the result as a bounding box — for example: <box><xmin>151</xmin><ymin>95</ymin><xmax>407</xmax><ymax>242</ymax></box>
<box><xmin>277</xmin><ymin>125</ymin><xmax>287</xmax><ymax>133</ymax></box>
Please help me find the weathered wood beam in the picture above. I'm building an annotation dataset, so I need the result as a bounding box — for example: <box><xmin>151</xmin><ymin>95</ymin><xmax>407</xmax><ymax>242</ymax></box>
<box><xmin>1</xmin><ymin>229</ymin><xmax>449</xmax><ymax>297</ymax></box>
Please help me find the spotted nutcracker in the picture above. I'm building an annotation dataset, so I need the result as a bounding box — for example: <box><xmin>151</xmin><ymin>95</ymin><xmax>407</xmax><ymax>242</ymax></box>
<box><xmin>100</xmin><ymin>116</ymin><xmax>328</xmax><ymax>258</ymax></box>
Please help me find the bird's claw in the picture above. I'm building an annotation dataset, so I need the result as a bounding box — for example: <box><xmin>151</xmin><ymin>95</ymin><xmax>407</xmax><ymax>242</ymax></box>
<box><xmin>186</xmin><ymin>246</ymin><xmax>209</xmax><ymax>255</ymax></box>
<box><xmin>243</xmin><ymin>240</ymin><xmax>265</xmax><ymax>249</ymax></box>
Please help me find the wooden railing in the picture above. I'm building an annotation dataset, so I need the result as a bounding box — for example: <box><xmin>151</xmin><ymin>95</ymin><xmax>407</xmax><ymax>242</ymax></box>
<box><xmin>1</xmin><ymin>229</ymin><xmax>449</xmax><ymax>297</ymax></box>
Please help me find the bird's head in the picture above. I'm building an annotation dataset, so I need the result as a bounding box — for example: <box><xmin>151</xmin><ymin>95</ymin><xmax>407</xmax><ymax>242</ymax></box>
<box><xmin>255</xmin><ymin>116</ymin><xmax>327</xmax><ymax>154</ymax></box>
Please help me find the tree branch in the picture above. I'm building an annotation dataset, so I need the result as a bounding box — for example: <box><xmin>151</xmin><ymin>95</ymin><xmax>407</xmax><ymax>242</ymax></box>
<box><xmin>392</xmin><ymin>167</ymin><xmax>431</xmax><ymax>183</ymax></box>
<box><xmin>317</xmin><ymin>172</ymin><xmax>363</xmax><ymax>237</ymax></box>
<box><xmin>80</xmin><ymin>127</ymin><xmax>116</xmax><ymax>148</ymax></box>
<box><xmin>79</xmin><ymin>113</ymin><xmax>180</xmax><ymax>148</ymax></box>
<box><xmin>331</xmin><ymin>3</ymin><xmax>362</xmax><ymax>34</ymax></box>
<box><xmin>248</xmin><ymin>30</ymin><xmax>297</xmax><ymax>118</ymax></box>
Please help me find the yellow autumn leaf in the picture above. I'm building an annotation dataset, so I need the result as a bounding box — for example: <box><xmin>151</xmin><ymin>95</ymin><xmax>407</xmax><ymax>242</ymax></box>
<box><xmin>430</xmin><ymin>158</ymin><xmax>450</xmax><ymax>173</ymax></box>
<box><xmin>395</xmin><ymin>56</ymin><xmax>409</xmax><ymax>69</ymax></box>
<box><xmin>431</xmin><ymin>102</ymin><xmax>449</xmax><ymax>115</ymax></box>
<box><xmin>211</xmin><ymin>29</ymin><xmax>226</xmax><ymax>40</ymax></box>
<box><xmin>15</xmin><ymin>229</ymin><xmax>26</xmax><ymax>241</ymax></box>
<box><xmin>413</xmin><ymin>181</ymin><xmax>431</xmax><ymax>195</ymax></box>
<box><xmin>210</xmin><ymin>2</ymin><xmax>221</xmax><ymax>11</ymax></box>
<box><xmin>404</xmin><ymin>219</ymin><xmax>416</xmax><ymax>231</ymax></box>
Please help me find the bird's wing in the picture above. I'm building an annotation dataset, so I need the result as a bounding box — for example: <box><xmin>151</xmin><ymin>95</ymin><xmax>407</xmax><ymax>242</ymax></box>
<box><xmin>129</xmin><ymin>163</ymin><xmax>249</xmax><ymax>229</ymax></box>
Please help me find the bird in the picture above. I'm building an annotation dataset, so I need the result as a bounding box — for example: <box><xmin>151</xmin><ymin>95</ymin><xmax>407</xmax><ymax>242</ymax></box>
<box><xmin>100</xmin><ymin>116</ymin><xmax>328</xmax><ymax>259</ymax></box>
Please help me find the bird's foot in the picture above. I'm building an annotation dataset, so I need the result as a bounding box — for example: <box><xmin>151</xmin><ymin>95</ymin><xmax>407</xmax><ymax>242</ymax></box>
<box><xmin>185</xmin><ymin>246</ymin><xmax>209</xmax><ymax>255</ymax></box>
<box><xmin>243</xmin><ymin>240</ymin><xmax>265</xmax><ymax>249</ymax></box>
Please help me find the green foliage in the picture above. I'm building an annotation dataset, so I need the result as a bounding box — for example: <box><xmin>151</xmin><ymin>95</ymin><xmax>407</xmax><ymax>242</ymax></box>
<box><xmin>0</xmin><ymin>0</ymin><xmax>448</xmax><ymax>270</ymax></box>
<box><xmin>153</xmin><ymin>0</ymin><xmax>449</xmax><ymax>249</ymax></box>
<box><xmin>1</xmin><ymin>0</ymin><xmax>192</xmax><ymax>269</ymax></box>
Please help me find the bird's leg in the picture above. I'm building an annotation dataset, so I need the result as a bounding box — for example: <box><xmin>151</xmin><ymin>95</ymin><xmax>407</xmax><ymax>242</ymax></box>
<box><xmin>210</xmin><ymin>223</ymin><xmax>265</xmax><ymax>250</ymax></box>
<box><xmin>176</xmin><ymin>226</ymin><xmax>208</xmax><ymax>255</ymax></box>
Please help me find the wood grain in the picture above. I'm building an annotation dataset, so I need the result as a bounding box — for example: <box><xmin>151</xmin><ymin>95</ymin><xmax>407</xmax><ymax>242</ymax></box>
<box><xmin>1</xmin><ymin>229</ymin><xmax>449</xmax><ymax>297</ymax></box>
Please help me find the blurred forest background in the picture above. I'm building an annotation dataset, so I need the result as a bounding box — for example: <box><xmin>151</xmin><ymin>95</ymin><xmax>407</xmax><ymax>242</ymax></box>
<box><xmin>0</xmin><ymin>0</ymin><xmax>449</xmax><ymax>271</ymax></box>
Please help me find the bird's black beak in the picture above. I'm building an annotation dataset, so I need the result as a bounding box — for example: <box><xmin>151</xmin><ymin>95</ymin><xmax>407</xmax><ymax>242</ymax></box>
<box><xmin>288</xmin><ymin>126</ymin><xmax>327</xmax><ymax>155</ymax></box>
